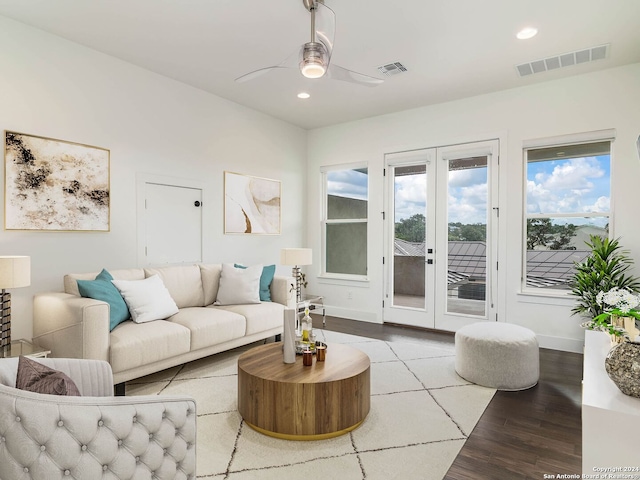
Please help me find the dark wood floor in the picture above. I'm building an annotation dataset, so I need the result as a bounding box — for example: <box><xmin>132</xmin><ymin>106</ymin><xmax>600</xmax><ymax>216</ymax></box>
<box><xmin>319</xmin><ymin>316</ymin><xmax>583</xmax><ymax>480</ymax></box>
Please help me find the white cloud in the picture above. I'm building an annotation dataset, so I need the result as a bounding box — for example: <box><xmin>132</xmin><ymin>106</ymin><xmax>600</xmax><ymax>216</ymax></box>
<box><xmin>394</xmin><ymin>174</ymin><xmax>426</xmax><ymax>220</ymax></box>
<box><xmin>527</xmin><ymin>157</ymin><xmax>608</xmax><ymax>214</ymax></box>
<box><xmin>583</xmin><ymin>195</ymin><xmax>610</xmax><ymax>213</ymax></box>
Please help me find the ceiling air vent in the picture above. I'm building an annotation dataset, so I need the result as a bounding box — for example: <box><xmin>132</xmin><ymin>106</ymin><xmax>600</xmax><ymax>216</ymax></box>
<box><xmin>516</xmin><ymin>44</ymin><xmax>609</xmax><ymax>77</ymax></box>
<box><xmin>377</xmin><ymin>62</ymin><xmax>408</xmax><ymax>77</ymax></box>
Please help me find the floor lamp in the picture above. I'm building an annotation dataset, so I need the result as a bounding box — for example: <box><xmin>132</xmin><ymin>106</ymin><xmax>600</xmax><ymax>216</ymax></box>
<box><xmin>280</xmin><ymin>248</ymin><xmax>312</xmax><ymax>303</ymax></box>
<box><xmin>0</xmin><ymin>256</ymin><xmax>31</xmax><ymax>356</ymax></box>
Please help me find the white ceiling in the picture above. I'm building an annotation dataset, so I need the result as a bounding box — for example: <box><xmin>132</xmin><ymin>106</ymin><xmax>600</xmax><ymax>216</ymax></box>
<box><xmin>0</xmin><ymin>0</ymin><xmax>639</xmax><ymax>129</ymax></box>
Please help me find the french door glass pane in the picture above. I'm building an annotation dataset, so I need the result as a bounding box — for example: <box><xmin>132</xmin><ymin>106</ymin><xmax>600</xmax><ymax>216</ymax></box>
<box><xmin>447</xmin><ymin>157</ymin><xmax>487</xmax><ymax>316</ymax></box>
<box><xmin>393</xmin><ymin>165</ymin><xmax>426</xmax><ymax>309</ymax></box>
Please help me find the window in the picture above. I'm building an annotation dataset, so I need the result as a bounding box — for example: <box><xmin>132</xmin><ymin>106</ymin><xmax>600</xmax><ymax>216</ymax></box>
<box><xmin>322</xmin><ymin>166</ymin><xmax>368</xmax><ymax>277</ymax></box>
<box><xmin>524</xmin><ymin>140</ymin><xmax>611</xmax><ymax>291</ymax></box>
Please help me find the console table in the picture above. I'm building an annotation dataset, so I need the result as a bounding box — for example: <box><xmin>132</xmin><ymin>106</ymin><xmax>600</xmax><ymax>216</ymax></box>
<box><xmin>582</xmin><ymin>330</ymin><xmax>640</xmax><ymax>473</ymax></box>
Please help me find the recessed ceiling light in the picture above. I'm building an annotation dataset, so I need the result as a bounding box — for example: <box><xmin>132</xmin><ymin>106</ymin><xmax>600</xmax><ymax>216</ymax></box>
<box><xmin>297</xmin><ymin>92</ymin><xmax>310</xmax><ymax>99</ymax></box>
<box><xmin>517</xmin><ymin>27</ymin><xmax>538</xmax><ymax>40</ymax></box>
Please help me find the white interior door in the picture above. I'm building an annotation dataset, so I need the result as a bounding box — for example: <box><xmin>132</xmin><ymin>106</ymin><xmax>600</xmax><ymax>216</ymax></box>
<box><xmin>384</xmin><ymin>140</ymin><xmax>499</xmax><ymax>331</ymax></box>
<box><xmin>143</xmin><ymin>182</ymin><xmax>203</xmax><ymax>265</ymax></box>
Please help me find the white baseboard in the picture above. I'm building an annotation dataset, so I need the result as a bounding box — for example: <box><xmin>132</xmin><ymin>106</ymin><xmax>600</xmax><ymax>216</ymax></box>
<box><xmin>324</xmin><ymin>306</ymin><xmax>380</xmax><ymax>324</ymax></box>
<box><xmin>537</xmin><ymin>334</ymin><xmax>584</xmax><ymax>353</ymax></box>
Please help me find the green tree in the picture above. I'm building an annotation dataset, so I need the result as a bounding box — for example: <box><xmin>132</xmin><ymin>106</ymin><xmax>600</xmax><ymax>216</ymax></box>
<box><xmin>526</xmin><ymin>218</ymin><xmax>577</xmax><ymax>250</ymax></box>
<box><xmin>395</xmin><ymin>214</ymin><xmax>425</xmax><ymax>242</ymax></box>
<box><xmin>448</xmin><ymin>223</ymin><xmax>486</xmax><ymax>241</ymax></box>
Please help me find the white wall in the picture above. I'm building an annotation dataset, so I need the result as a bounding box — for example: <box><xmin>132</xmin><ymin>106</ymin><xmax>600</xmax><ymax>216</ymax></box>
<box><xmin>306</xmin><ymin>63</ymin><xmax>640</xmax><ymax>352</ymax></box>
<box><xmin>0</xmin><ymin>16</ymin><xmax>307</xmax><ymax>341</ymax></box>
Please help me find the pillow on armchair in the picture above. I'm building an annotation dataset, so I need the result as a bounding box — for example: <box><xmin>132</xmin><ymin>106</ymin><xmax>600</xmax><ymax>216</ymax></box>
<box><xmin>15</xmin><ymin>356</ymin><xmax>81</xmax><ymax>396</ymax></box>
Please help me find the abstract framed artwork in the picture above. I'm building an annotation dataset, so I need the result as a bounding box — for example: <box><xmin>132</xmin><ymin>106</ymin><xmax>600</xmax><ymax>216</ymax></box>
<box><xmin>224</xmin><ymin>171</ymin><xmax>281</xmax><ymax>234</ymax></box>
<box><xmin>4</xmin><ymin>131</ymin><xmax>110</xmax><ymax>231</ymax></box>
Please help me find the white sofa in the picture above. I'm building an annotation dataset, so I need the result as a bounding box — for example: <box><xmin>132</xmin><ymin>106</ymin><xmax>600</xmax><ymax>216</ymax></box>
<box><xmin>33</xmin><ymin>264</ymin><xmax>295</xmax><ymax>386</ymax></box>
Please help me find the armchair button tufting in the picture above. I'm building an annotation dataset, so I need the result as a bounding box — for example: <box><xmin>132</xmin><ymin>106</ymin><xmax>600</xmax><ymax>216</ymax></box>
<box><xmin>135</xmin><ymin>457</ymin><xmax>140</xmax><ymax>463</ymax></box>
<box><xmin>118</xmin><ymin>440</ymin><xmax>123</xmax><ymax>446</ymax></box>
<box><xmin>1</xmin><ymin>437</ymin><xmax>5</xmax><ymax>443</ymax></box>
<box><xmin>23</xmin><ymin>467</ymin><xmax>29</xmax><ymax>473</ymax></box>
<box><xmin>58</xmin><ymin>420</ymin><xmax>64</xmax><ymax>427</ymax></box>
<box><xmin>102</xmin><ymin>465</ymin><xmax>108</xmax><ymax>471</ymax></box>
<box><xmin>40</xmin><ymin>445</ymin><xmax>46</xmax><ymax>451</ymax></box>
<box><xmin>81</xmin><ymin>445</ymin><xmax>87</xmax><ymax>451</ymax></box>
<box><xmin>149</xmin><ymin>433</ymin><xmax>153</xmax><ymax>439</ymax></box>
<box><xmin>98</xmin><ymin>420</ymin><xmax>104</xmax><ymax>427</ymax></box>
<box><xmin>16</xmin><ymin>416</ymin><xmax>21</xmax><ymax>422</ymax></box>
<box><xmin>163</xmin><ymin>449</ymin><xmax>167</xmax><ymax>454</ymax></box>
<box><xmin>132</xmin><ymin>416</ymin><xmax>137</xmax><ymax>423</ymax></box>
<box><xmin>64</xmin><ymin>470</ymin><xmax>70</xmax><ymax>476</ymax></box>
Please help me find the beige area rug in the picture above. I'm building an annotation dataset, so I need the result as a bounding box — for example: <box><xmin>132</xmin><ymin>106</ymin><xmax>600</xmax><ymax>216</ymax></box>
<box><xmin>126</xmin><ymin>330</ymin><xmax>496</xmax><ymax>480</ymax></box>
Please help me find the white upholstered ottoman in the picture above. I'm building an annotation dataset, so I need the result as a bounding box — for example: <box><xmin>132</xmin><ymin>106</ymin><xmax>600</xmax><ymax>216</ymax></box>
<box><xmin>455</xmin><ymin>322</ymin><xmax>539</xmax><ymax>390</ymax></box>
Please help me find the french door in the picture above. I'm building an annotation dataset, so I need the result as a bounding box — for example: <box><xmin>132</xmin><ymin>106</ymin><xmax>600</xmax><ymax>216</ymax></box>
<box><xmin>383</xmin><ymin>140</ymin><xmax>499</xmax><ymax>331</ymax></box>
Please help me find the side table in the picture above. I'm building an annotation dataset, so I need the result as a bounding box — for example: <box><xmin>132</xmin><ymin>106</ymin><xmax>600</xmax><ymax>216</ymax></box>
<box><xmin>0</xmin><ymin>339</ymin><xmax>51</xmax><ymax>358</ymax></box>
<box><xmin>297</xmin><ymin>294</ymin><xmax>326</xmax><ymax>328</ymax></box>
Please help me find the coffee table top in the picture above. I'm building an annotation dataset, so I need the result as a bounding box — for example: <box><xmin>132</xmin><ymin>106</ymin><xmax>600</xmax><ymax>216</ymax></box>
<box><xmin>238</xmin><ymin>342</ymin><xmax>370</xmax><ymax>384</ymax></box>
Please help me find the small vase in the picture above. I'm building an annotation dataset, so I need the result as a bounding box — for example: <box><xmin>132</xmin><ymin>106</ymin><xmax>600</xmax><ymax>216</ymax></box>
<box><xmin>604</xmin><ymin>340</ymin><xmax>640</xmax><ymax>398</ymax></box>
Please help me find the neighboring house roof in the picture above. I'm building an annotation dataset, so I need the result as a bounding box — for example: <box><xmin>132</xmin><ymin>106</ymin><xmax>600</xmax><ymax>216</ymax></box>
<box><xmin>394</xmin><ymin>239</ymin><xmax>590</xmax><ymax>287</ymax></box>
<box><xmin>394</xmin><ymin>238</ymin><xmax>425</xmax><ymax>256</ymax></box>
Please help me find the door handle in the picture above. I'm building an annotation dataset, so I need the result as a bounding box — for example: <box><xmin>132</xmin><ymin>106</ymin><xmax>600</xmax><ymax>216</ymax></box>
<box><xmin>427</xmin><ymin>259</ymin><xmax>433</xmax><ymax>265</ymax></box>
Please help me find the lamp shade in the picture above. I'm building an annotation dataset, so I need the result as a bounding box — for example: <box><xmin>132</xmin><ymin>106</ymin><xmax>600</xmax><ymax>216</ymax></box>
<box><xmin>0</xmin><ymin>256</ymin><xmax>31</xmax><ymax>289</ymax></box>
<box><xmin>280</xmin><ymin>248</ymin><xmax>312</xmax><ymax>266</ymax></box>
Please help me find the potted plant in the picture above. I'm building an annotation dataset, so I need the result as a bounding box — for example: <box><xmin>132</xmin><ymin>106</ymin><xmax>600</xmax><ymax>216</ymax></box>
<box><xmin>569</xmin><ymin>235</ymin><xmax>640</xmax><ymax>320</ymax></box>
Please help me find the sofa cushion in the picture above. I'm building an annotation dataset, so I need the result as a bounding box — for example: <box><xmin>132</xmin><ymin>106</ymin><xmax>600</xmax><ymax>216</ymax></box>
<box><xmin>170</xmin><ymin>307</ymin><xmax>246</xmax><ymax>351</ymax></box>
<box><xmin>65</xmin><ymin>268</ymin><xmax>145</xmax><ymax>296</ymax></box>
<box><xmin>215</xmin><ymin>263</ymin><xmax>262</xmax><ymax>306</ymax></box>
<box><xmin>77</xmin><ymin>269</ymin><xmax>130</xmax><ymax>331</ymax></box>
<box><xmin>235</xmin><ymin>264</ymin><xmax>276</xmax><ymax>302</ymax></box>
<box><xmin>200</xmin><ymin>264</ymin><xmax>222</xmax><ymax>306</ymax></box>
<box><xmin>109</xmin><ymin>320</ymin><xmax>191</xmax><ymax>373</ymax></box>
<box><xmin>16</xmin><ymin>356</ymin><xmax>81</xmax><ymax>396</ymax></box>
<box><xmin>214</xmin><ymin>302</ymin><xmax>285</xmax><ymax>335</ymax></box>
<box><xmin>144</xmin><ymin>265</ymin><xmax>205</xmax><ymax>308</ymax></box>
<box><xmin>112</xmin><ymin>275</ymin><xmax>179</xmax><ymax>323</ymax></box>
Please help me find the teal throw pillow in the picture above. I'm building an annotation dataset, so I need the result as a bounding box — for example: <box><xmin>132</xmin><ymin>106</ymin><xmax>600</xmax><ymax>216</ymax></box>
<box><xmin>234</xmin><ymin>264</ymin><xmax>276</xmax><ymax>302</ymax></box>
<box><xmin>77</xmin><ymin>269</ymin><xmax>130</xmax><ymax>331</ymax></box>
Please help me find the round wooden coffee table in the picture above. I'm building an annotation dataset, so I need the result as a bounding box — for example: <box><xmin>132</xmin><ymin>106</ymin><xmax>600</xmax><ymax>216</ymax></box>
<box><xmin>237</xmin><ymin>342</ymin><xmax>370</xmax><ymax>440</ymax></box>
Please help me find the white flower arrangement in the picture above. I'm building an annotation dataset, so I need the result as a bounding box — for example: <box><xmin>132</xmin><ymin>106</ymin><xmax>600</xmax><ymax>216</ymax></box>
<box><xmin>581</xmin><ymin>287</ymin><xmax>640</xmax><ymax>340</ymax></box>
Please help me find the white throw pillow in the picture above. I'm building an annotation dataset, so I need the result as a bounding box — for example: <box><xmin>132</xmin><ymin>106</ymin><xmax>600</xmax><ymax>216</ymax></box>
<box><xmin>215</xmin><ymin>263</ymin><xmax>262</xmax><ymax>305</ymax></box>
<box><xmin>112</xmin><ymin>275</ymin><xmax>179</xmax><ymax>323</ymax></box>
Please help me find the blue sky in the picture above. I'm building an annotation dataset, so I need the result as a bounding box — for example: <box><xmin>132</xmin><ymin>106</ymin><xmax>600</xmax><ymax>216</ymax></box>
<box><xmin>327</xmin><ymin>169</ymin><xmax>368</xmax><ymax>200</ymax></box>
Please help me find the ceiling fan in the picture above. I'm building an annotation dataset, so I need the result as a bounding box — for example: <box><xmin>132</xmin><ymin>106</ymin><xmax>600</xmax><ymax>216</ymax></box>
<box><xmin>235</xmin><ymin>0</ymin><xmax>383</xmax><ymax>87</ymax></box>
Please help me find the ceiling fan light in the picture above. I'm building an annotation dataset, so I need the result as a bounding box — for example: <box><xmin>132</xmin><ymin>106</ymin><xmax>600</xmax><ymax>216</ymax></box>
<box><xmin>301</xmin><ymin>58</ymin><xmax>326</xmax><ymax>78</ymax></box>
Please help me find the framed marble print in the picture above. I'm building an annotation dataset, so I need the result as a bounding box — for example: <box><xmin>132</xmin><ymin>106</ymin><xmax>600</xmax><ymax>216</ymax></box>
<box><xmin>4</xmin><ymin>131</ymin><xmax>110</xmax><ymax>231</ymax></box>
<box><xmin>224</xmin><ymin>171</ymin><xmax>281</xmax><ymax>234</ymax></box>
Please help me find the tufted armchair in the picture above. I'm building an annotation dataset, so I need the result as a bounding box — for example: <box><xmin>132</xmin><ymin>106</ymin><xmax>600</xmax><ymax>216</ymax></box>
<box><xmin>0</xmin><ymin>357</ymin><xmax>196</xmax><ymax>480</ymax></box>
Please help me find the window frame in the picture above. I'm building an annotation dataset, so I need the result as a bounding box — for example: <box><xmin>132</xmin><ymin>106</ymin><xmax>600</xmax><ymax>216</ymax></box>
<box><xmin>521</xmin><ymin>130</ymin><xmax>615</xmax><ymax>296</ymax></box>
<box><xmin>320</xmin><ymin>163</ymin><xmax>369</xmax><ymax>281</ymax></box>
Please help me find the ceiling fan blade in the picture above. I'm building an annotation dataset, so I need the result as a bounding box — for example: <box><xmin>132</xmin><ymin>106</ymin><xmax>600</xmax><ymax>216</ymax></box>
<box><xmin>326</xmin><ymin>64</ymin><xmax>384</xmax><ymax>87</ymax></box>
<box><xmin>314</xmin><ymin>2</ymin><xmax>335</xmax><ymax>61</ymax></box>
<box><xmin>235</xmin><ymin>49</ymin><xmax>300</xmax><ymax>83</ymax></box>
<box><xmin>235</xmin><ymin>66</ymin><xmax>288</xmax><ymax>83</ymax></box>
